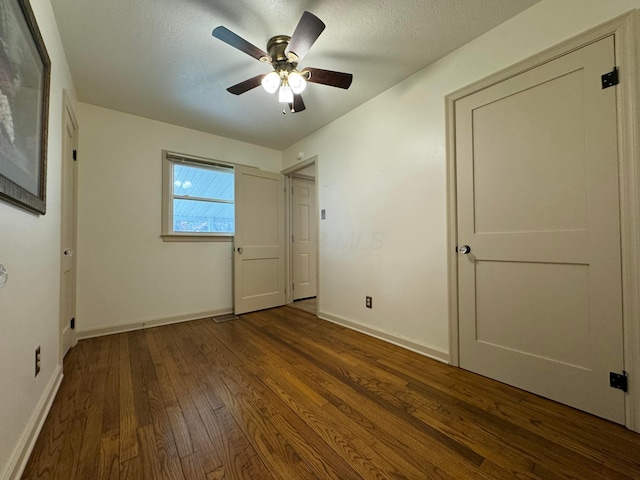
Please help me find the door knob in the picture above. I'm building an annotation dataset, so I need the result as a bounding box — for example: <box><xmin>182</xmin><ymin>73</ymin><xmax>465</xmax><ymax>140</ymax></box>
<box><xmin>237</xmin><ymin>247</ymin><xmax>243</xmax><ymax>254</ymax></box>
<box><xmin>458</xmin><ymin>245</ymin><xmax>471</xmax><ymax>254</ymax></box>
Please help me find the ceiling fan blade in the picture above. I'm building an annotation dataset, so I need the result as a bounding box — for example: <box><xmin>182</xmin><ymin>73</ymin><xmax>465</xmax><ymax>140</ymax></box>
<box><xmin>288</xmin><ymin>94</ymin><xmax>306</xmax><ymax>113</ymax></box>
<box><xmin>285</xmin><ymin>11</ymin><xmax>325</xmax><ymax>62</ymax></box>
<box><xmin>227</xmin><ymin>74</ymin><xmax>265</xmax><ymax>95</ymax></box>
<box><xmin>305</xmin><ymin>67</ymin><xmax>353</xmax><ymax>89</ymax></box>
<box><xmin>213</xmin><ymin>26</ymin><xmax>271</xmax><ymax>62</ymax></box>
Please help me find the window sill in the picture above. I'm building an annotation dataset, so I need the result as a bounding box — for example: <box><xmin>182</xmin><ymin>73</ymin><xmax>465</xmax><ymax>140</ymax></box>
<box><xmin>161</xmin><ymin>234</ymin><xmax>234</xmax><ymax>242</ymax></box>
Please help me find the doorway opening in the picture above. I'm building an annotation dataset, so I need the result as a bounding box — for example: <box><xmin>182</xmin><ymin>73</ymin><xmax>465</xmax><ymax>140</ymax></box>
<box><xmin>283</xmin><ymin>156</ymin><xmax>319</xmax><ymax>316</ymax></box>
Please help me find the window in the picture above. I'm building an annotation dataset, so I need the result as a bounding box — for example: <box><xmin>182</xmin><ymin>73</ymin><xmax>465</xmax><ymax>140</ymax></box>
<box><xmin>162</xmin><ymin>151</ymin><xmax>234</xmax><ymax>241</ymax></box>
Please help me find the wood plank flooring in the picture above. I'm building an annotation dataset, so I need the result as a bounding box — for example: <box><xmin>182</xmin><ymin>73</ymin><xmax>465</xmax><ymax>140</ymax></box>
<box><xmin>289</xmin><ymin>297</ymin><xmax>317</xmax><ymax>315</ymax></box>
<box><xmin>23</xmin><ymin>306</ymin><xmax>640</xmax><ymax>479</ymax></box>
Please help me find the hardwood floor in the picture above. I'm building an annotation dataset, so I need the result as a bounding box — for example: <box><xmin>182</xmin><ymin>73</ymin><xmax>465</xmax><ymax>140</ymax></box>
<box><xmin>289</xmin><ymin>297</ymin><xmax>317</xmax><ymax>315</ymax></box>
<box><xmin>23</xmin><ymin>306</ymin><xmax>640</xmax><ymax>479</ymax></box>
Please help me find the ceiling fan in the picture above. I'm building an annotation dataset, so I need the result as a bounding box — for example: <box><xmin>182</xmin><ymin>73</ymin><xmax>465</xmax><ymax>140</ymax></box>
<box><xmin>212</xmin><ymin>11</ymin><xmax>353</xmax><ymax>113</ymax></box>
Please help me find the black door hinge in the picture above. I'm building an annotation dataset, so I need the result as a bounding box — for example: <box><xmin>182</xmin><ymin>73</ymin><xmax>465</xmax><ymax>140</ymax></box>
<box><xmin>70</xmin><ymin>317</ymin><xmax>75</xmax><ymax>330</ymax></box>
<box><xmin>610</xmin><ymin>371</ymin><xmax>628</xmax><ymax>392</ymax></box>
<box><xmin>73</xmin><ymin>149</ymin><xmax>77</xmax><ymax>161</ymax></box>
<box><xmin>602</xmin><ymin>67</ymin><xmax>619</xmax><ymax>89</ymax></box>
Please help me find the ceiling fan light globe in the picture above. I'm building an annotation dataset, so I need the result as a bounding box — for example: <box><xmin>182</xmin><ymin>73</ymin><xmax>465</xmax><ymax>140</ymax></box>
<box><xmin>279</xmin><ymin>85</ymin><xmax>294</xmax><ymax>104</ymax></box>
<box><xmin>288</xmin><ymin>72</ymin><xmax>307</xmax><ymax>94</ymax></box>
<box><xmin>262</xmin><ymin>72</ymin><xmax>281</xmax><ymax>93</ymax></box>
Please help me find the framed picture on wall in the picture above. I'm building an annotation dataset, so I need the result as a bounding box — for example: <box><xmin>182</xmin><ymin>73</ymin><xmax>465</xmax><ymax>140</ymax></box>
<box><xmin>0</xmin><ymin>0</ymin><xmax>51</xmax><ymax>215</ymax></box>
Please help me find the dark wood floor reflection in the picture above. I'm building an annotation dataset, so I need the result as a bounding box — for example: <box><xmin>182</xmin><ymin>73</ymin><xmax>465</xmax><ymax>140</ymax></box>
<box><xmin>23</xmin><ymin>306</ymin><xmax>640</xmax><ymax>479</ymax></box>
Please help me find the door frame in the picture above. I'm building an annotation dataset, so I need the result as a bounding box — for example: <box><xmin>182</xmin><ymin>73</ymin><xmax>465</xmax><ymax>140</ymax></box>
<box><xmin>60</xmin><ymin>89</ymin><xmax>79</xmax><ymax>361</ymax></box>
<box><xmin>290</xmin><ymin>176</ymin><xmax>317</xmax><ymax>301</ymax></box>
<box><xmin>446</xmin><ymin>12</ymin><xmax>640</xmax><ymax>432</ymax></box>
<box><xmin>282</xmin><ymin>155</ymin><xmax>320</xmax><ymax>307</ymax></box>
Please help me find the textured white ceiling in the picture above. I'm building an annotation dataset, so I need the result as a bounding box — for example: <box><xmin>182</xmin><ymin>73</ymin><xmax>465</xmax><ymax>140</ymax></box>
<box><xmin>50</xmin><ymin>0</ymin><xmax>539</xmax><ymax>150</ymax></box>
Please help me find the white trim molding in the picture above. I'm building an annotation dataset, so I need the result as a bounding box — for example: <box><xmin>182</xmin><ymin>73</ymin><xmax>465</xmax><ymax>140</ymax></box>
<box><xmin>4</xmin><ymin>366</ymin><xmax>63</xmax><ymax>480</ymax></box>
<box><xmin>282</xmin><ymin>155</ymin><xmax>320</xmax><ymax>306</ymax></box>
<box><xmin>281</xmin><ymin>155</ymin><xmax>318</xmax><ymax>176</ymax></box>
<box><xmin>616</xmin><ymin>11</ymin><xmax>640</xmax><ymax>434</ymax></box>
<box><xmin>76</xmin><ymin>308</ymin><xmax>233</xmax><ymax>340</ymax></box>
<box><xmin>318</xmin><ymin>310</ymin><xmax>449</xmax><ymax>364</ymax></box>
<box><xmin>446</xmin><ymin>11</ymin><xmax>640</xmax><ymax>432</ymax></box>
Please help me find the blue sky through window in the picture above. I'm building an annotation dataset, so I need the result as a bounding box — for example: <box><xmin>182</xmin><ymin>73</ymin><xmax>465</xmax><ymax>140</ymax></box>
<box><xmin>172</xmin><ymin>163</ymin><xmax>234</xmax><ymax>233</ymax></box>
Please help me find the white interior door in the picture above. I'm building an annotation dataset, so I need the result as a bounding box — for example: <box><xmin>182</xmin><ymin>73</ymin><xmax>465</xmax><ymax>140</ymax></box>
<box><xmin>455</xmin><ymin>36</ymin><xmax>625</xmax><ymax>423</ymax></box>
<box><xmin>234</xmin><ymin>166</ymin><xmax>286</xmax><ymax>315</ymax></box>
<box><xmin>292</xmin><ymin>177</ymin><xmax>317</xmax><ymax>300</ymax></box>
<box><xmin>60</xmin><ymin>97</ymin><xmax>78</xmax><ymax>358</ymax></box>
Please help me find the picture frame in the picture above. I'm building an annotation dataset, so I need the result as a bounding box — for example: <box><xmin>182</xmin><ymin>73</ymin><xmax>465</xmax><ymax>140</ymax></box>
<box><xmin>0</xmin><ymin>0</ymin><xmax>51</xmax><ymax>215</ymax></box>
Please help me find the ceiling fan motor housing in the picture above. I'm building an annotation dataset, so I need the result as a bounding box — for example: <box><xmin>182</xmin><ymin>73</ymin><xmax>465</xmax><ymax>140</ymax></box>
<box><xmin>265</xmin><ymin>35</ymin><xmax>298</xmax><ymax>71</ymax></box>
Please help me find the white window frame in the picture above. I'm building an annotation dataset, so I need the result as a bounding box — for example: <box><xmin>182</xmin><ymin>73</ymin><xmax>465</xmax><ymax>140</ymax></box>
<box><xmin>161</xmin><ymin>150</ymin><xmax>234</xmax><ymax>242</ymax></box>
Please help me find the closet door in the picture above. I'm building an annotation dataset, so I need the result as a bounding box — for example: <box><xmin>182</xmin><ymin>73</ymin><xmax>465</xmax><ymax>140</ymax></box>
<box><xmin>455</xmin><ymin>36</ymin><xmax>624</xmax><ymax>423</ymax></box>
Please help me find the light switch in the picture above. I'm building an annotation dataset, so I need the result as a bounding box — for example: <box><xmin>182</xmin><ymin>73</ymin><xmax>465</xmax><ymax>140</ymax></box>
<box><xmin>321</xmin><ymin>209</ymin><xmax>326</xmax><ymax>220</ymax></box>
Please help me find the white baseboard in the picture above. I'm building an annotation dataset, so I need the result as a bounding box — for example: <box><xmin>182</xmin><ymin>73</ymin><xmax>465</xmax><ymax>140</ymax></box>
<box><xmin>318</xmin><ymin>311</ymin><xmax>450</xmax><ymax>364</ymax></box>
<box><xmin>76</xmin><ymin>308</ymin><xmax>233</xmax><ymax>340</ymax></box>
<box><xmin>4</xmin><ymin>365</ymin><xmax>63</xmax><ymax>480</ymax></box>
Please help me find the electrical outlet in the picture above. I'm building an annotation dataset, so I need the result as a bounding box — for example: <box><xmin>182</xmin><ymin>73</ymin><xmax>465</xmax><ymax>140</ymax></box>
<box><xmin>366</xmin><ymin>296</ymin><xmax>372</xmax><ymax>309</ymax></box>
<box><xmin>35</xmin><ymin>346</ymin><xmax>41</xmax><ymax>377</ymax></box>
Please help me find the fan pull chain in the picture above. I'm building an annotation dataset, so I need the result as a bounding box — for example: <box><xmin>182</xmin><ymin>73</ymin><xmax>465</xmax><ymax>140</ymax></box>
<box><xmin>282</xmin><ymin>103</ymin><xmax>296</xmax><ymax>114</ymax></box>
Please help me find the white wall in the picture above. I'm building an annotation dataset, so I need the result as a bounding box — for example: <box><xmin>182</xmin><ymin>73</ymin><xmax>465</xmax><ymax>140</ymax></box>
<box><xmin>282</xmin><ymin>0</ymin><xmax>640</xmax><ymax>360</ymax></box>
<box><xmin>76</xmin><ymin>104</ymin><xmax>281</xmax><ymax>334</ymax></box>
<box><xmin>0</xmin><ymin>0</ymin><xmax>77</xmax><ymax>478</ymax></box>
